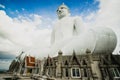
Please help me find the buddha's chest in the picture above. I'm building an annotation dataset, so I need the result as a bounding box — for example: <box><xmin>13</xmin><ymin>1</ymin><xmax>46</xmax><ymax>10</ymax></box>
<box><xmin>54</xmin><ymin>18</ymin><xmax>74</xmax><ymax>35</ymax></box>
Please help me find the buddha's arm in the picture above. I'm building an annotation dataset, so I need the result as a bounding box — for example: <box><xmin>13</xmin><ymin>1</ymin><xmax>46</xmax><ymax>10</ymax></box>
<box><xmin>74</xmin><ymin>17</ymin><xmax>84</xmax><ymax>35</ymax></box>
<box><xmin>51</xmin><ymin>29</ymin><xmax>55</xmax><ymax>44</ymax></box>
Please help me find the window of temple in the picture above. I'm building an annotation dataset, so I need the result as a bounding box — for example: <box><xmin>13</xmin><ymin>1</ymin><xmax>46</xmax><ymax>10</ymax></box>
<box><xmin>71</xmin><ymin>68</ymin><xmax>81</xmax><ymax>78</ymax></box>
<box><xmin>27</xmin><ymin>68</ymin><xmax>32</xmax><ymax>73</ymax></box>
<box><xmin>101</xmin><ymin>68</ymin><xmax>109</xmax><ymax>80</ymax></box>
<box><xmin>65</xmin><ymin>60</ymin><xmax>69</xmax><ymax>65</ymax></box>
<box><xmin>83</xmin><ymin>68</ymin><xmax>88</xmax><ymax>77</ymax></box>
<box><xmin>65</xmin><ymin>68</ymin><xmax>69</xmax><ymax>77</ymax></box>
<box><xmin>82</xmin><ymin>59</ymin><xmax>87</xmax><ymax>65</ymax></box>
<box><xmin>48</xmin><ymin>68</ymin><xmax>50</xmax><ymax>76</ymax></box>
<box><xmin>110</xmin><ymin>68</ymin><xmax>120</xmax><ymax>79</ymax></box>
<box><xmin>50</xmin><ymin>63</ymin><xmax>53</xmax><ymax>66</ymax></box>
<box><xmin>46</xmin><ymin>60</ymin><xmax>49</xmax><ymax>66</ymax></box>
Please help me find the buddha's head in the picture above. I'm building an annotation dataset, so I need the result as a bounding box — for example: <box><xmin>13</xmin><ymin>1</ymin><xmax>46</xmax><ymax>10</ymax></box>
<box><xmin>57</xmin><ymin>3</ymin><xmax>70</xmax><ymax>19</ymax></box>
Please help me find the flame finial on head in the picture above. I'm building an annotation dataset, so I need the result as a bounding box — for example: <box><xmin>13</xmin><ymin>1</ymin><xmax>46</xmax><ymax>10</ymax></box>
<box><xmin>58</xmin><ymin>3</ymin><xmax>69</xmax><ymax>10</ymax></box>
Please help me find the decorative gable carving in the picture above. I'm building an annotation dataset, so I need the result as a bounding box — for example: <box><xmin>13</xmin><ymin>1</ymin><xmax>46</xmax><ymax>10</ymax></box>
<box><xmin>70</xmin><ymin>51</ymin><xmax>80</xmax><ymax>65</ymax></box>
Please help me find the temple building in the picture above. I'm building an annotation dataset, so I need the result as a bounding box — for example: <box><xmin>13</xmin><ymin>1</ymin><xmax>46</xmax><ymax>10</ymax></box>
<box><xmin>8</xmin><ymin>55</ymin><xmax>42</xmax><ymax>76</ymax></box>
<box><xmin>22</xmin><ymin>56</ymin><xmax>41</xmax><ymax>76</ymax></box>
<box><xmin>43</xmin><ymin>50</ymin><xmax>120</xmax><ymax>80</ymax></box>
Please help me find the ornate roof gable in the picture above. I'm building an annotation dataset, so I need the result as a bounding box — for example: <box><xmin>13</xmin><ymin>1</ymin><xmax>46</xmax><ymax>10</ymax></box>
<box><xmin>70</xmin><ymin>50</ymin><xmax>80</xmax><ymax>65</ymax></box>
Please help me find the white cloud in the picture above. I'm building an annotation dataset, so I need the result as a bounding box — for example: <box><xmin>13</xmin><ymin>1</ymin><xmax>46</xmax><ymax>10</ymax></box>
<box><xmin>15</xmin><ymin>10</ymin><xmax>19</xmax><ymax>13</ymax></box>
<box><xmin>22</xmin><ymin>8</ymin><xmax>25</xmax><ymax>11</ymax></box>
<box><xmin>0</xmin><ymin>4</ymin><xmax>5</xmax><ymax>9</ymax></box>
<box><xmin>0</xmin><ymin>10</ymin><xmax>53</xmax><ymax>57</ymax></box>
<box><xmin>0</xmin><ymin>59</ymin><xmax>12</xmax><ymax>70</ymax></box>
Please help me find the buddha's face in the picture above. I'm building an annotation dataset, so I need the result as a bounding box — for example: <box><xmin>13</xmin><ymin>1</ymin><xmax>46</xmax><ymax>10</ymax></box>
<box><xmin>57</xmin><ymin>6</ymin><xmax>69</xmax><ymax>19</ymax></box>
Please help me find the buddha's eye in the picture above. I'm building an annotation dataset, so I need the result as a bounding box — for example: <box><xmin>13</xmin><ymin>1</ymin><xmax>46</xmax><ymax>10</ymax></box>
<box><xmin>61</xmin><ymin>7</ymin><xmax>64</xmax><ymax>9</ymax></box>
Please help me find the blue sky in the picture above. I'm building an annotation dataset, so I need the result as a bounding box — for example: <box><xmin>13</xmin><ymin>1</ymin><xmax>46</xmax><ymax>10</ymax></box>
<box><xmin>0</xmin><ymin>0</ymin><xmax>99</xmax><ymax>18</ymax></box>
<box><xmin>0</xmin><ymin>0</ymin><xmax>120</xmax><ymax>70</ymax></box>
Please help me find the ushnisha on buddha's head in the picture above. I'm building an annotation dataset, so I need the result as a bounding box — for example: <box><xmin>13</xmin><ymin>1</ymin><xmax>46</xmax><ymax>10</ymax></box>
<box><xmin>56</xmin><ymin>3</ymin><xmax>70</xmax><ymax>19</ymax></box>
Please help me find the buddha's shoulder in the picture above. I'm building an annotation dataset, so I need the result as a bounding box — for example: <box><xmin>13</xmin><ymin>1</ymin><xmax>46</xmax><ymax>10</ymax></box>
<box><xmin>72</xmin><ymin>16</ymin><xmax>82</xmax><ymax>21</ymax></box>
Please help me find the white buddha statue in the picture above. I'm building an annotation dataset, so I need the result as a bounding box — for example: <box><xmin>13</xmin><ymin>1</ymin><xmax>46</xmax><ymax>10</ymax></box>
<box><xmin>50</xmin><ymin>3</ymin><xmax>117</xmax><ymax>56</ymax></box>
<box><xmin>51</xmin><ymin>3</ymin><xmax>84</xmax><ymax>44</ymax></box>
